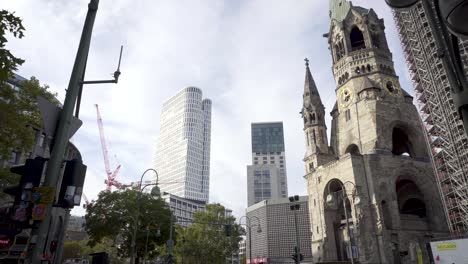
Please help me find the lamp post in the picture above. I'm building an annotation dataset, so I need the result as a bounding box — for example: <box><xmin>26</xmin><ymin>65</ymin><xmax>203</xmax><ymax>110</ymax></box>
<box><xmin>385</xmin><ymin>0</ymin><xmax>468</xmax><ymax>136</ymax></box>
<box><xmin>239</xmin><ymin>215</ymin><xmax>262</xmax><ymax>264</ymax></box>
<box><xmin>326</xmin><ymin>181</ymin><xmax>360</xmax><ymax>264</ymax></box>
<box><xmin>143</xmin><ymin>225</ymin><xmax>161</xmax><ymax>264</ymax></box>
<box><xmin>130</xmin><ymin>168</ymin><xmax>160</xmax><ymax>264</ymax></box>
<box><xmin>289</xmin><ymin>195</ymin><xmax>303</xmax><ymax>264</ymax></box>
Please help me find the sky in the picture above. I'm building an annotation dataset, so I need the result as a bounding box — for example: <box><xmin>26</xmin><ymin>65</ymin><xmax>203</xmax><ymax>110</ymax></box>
<box><xmin>3</xmin><ymin>0</ymin><xmax>413</xmax><ymax>218</ymax></box>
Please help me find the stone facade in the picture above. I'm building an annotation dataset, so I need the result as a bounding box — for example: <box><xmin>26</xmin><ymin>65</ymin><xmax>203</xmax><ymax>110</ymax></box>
<box><xmin>303</xmin><ymin>1</ymin><xmax>450</xmax><ymax>263</ymax></box>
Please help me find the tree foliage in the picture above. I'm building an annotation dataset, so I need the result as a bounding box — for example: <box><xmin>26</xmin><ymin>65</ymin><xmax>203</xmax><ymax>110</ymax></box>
<box><xmin>62</xmin><ymin>239</ymin><xmax>125</xmax><ymax>264</ymax></box>
<box><xmin>0</xmin><ymin>9</ymin><xmax>25</xmax><ymax>81</ymax></box>
<box><xmin>85</xmin><ymin>189</ymin><xmax>173</xmax><ymax>263</ymax></box>
<box><xmin>174</xmin><ymin>204</ymin><xmax>244</xmax><ymax>264</ymax></box>
<box><xmin>0</xmin><ymin>77</ymin><xmax>58</xmax><ymax>194</ymax></box>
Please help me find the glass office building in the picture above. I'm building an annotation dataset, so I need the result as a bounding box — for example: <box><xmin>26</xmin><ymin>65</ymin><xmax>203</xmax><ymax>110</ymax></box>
<box><xmin>247</xmin><ymin>122</ymin><xmax>288</xmax><ymax>206</ymax></box>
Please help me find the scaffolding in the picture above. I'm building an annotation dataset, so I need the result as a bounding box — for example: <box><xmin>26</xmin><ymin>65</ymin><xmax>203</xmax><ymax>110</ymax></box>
<box><xmin>392</xmin><ymin>2</ymin><xmax>468</xmax><ymax>236</ymax></box>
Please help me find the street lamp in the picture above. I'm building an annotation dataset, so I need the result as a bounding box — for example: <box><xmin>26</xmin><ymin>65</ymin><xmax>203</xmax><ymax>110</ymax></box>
<box><xmin>239</xmin><ymin>215</ymin><xmax>262</xmax><ymax>264</ymax></box>
<box><xmin>384</xmin><ymin>0</ymin><xmax>468</xmax><ymax>136</ymax></box>
<box><xmin>289</xmin><ymin>195</ymin><xmax>303</xmax><ymax>264</ymax></box>
<box><xmin>326</xmin><ymin>181</ymin><xmax>360</xmax><ymax>264</ymax></box>
<box><xmin>130</xmin><ymin>168</ymin><xmax>160</xmax><ymax>264</ymax></box>
<box><xmin>144</xmin><ymin>225</ymin><xmax>161</xmax><ymax>264</ymax></box>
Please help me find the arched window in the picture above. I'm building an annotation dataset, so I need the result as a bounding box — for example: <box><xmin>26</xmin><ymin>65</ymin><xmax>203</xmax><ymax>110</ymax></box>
<box><xmin>350</xmin><ymin>27</ymin><xmax>366</xmax><ymax>51</ymax></box>
<box><xmin>313</xmin><ymin>129</ymin><xmax>317</xmax><ymax>144</ymax></box>
<box><xmin>361</xmin><ymin>65</ymin><xmax>366</xmax><ymax>73</ymax></box>
<box><xmin>335</xmin><ymin>40</ymin><xmax>345</xmax><ymax>61</ymax></box>
<box><xmin>345</xmin><ymin>144</ymin><xmax>360</xmax><ymax>155</ymax></box>
<box><xmin>396</xmin><ymin>179</ymin><xmax>427</xmax><ymax>217</ymax></box>
<box><xmin>392</xmin><ymin>128</ymin><xmax>413</xmax><ymax>156</ymax></box>
<box><xmin>386</xmin><ymin>81</ymin><xmax>395</xmax><ymax>92</ymax></box>
<box><xmin>312</xmin><ymin>113</ymin><xmax>316</xmax><ymax>122</ymax></box>
<box><xmin>355</xmin><ymin>67</ymin><xmax>361</xmax><ymax>74</ymax></box>
<box><xmin>367</xmin><ymin>64</ymin><xmax>371</xmax><ymax>72</ymax></box>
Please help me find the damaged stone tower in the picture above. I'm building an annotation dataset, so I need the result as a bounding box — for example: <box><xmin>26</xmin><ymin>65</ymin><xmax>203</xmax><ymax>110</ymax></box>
<box><xmin>303</xmin><ymin>1</ymin><xmax>449</xmax><ymax>263</ymax></box>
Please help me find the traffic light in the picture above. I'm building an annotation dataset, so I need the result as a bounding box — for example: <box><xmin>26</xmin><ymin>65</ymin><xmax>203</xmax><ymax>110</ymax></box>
<box><xmin>291</xmin><ymin>253</ymin><xmax>298</xmax><ymax>263</ymax></box>
<box><xmin>49</xmin><ymin>240</ymin><xmax>57</xmax><ymax>253</ymax></box>
<box><xmin>224</xmin><ymin>224</ymin><xmax>231</xmax><ymax>237</ymax></box>
<box><xmin>3</xmin><ymin>157</ymin><xmax>47</xmax><ymax>224</ymax></box>
<box><xmin>58</xmin><ymin>159</ymin><xmax>87</xmax><ymax>208</ymax></box>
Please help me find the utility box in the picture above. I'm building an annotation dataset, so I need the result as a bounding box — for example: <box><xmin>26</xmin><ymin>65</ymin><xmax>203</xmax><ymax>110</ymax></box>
<box><xmin>430</xmin><ymin>238</ymin><xmax>468</xmax><ymax>263</ymax></box>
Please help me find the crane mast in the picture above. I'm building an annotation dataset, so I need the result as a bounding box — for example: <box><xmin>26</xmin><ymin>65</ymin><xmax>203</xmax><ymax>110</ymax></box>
<box><xmin>95</xmin><ymin>104</ymin><xmax>122</xmax><ymax>191</ymax></box>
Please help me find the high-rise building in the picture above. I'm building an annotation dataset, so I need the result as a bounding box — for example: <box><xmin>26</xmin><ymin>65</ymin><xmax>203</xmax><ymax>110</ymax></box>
<box><xmin>153</xmin><ymin>87</ymin><xmax>211</xmax><ymax>203</ymax></box>
<box><xmin>303</xmin><ymin>1</ymin><xmax>449</xmax><ymax>263</ymax></box>
<box><xmin>391</xmin><ymin>0</ymin><xmax>468</xmax><ymax>235</ymax></box>
<box><xmin>247</xmin><ymin>122</ymin><xmax>288</xmax><ymax>206</ymax></box>
<box><xmin>245</xmin><ymin>196</ymin><xmax>312</xmax><ymax>263</ymax></box>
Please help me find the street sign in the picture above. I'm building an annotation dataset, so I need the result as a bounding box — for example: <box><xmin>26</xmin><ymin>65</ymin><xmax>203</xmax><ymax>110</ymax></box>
<box><xmin>167</xmin><ymin>239</ymin><xmax>174</xmax><ymax>247</ymax></box>
<box><xmin>32</xmin><ymin>187</ymin><xmax>55</xmax><ymax>204</ymax></box>
<box><xmin>37</xmin><ymin>96</ymin><xmax>82</xmax><ymax>139</ymax></box>
<box><xmin>32</xmin><ymin>204</ymin><xmax>47</xmax><ymax>221</ymax></box>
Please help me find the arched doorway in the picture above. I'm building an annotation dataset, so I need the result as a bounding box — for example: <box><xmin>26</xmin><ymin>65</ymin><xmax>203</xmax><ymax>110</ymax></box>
<box><xmin>324</xmin><ymin>179</ymin><xmax>355</xmax><ymax>261</ymax></box>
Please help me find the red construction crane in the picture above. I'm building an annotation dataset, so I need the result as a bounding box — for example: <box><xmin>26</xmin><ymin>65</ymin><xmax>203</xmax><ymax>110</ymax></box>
<box><xmin>95</xmin><ymin>104</ymin><xmax>123</xmax><ymax>191</ymax></box>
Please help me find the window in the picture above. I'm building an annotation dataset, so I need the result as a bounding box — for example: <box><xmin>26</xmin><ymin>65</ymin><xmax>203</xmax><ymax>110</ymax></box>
<box><xmin>263</xmin><ymin>161</ymin><xmax>267</xmax><ymax>164</ymax></box>
<box><xmin>263</xmin><ymin>157</ymin><xmax>267</xmax><ymax>160</ymax></box>
<box><xmin>345</xmin><ymin>109</ymin><xmax>351</xmax><ymax>121</ymax></box>
<box><xmin>350</xmin><ymin>27</ymin><xmax>366</xmax><ymax>51</ymax></box>
<box><xmin>254</xmin><ymin>157</ymin><xmax>258</xmax><ymax>160</ymax></box>
<box><xmin>270</xmin><ymin>156</ymin><xmax>274</xmax><ymax>159</ymax></box>
<box><xmin>280</xmin><ymin>165</ymin><xmax>284</xmax><ymax>168</ymax></box>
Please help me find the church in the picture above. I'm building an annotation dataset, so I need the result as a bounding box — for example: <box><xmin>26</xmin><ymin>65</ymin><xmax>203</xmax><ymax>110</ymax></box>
<box><xmin>302</xmin><ymin>1</ymin><xmax>449</xmax><ymax>263</ymax></box>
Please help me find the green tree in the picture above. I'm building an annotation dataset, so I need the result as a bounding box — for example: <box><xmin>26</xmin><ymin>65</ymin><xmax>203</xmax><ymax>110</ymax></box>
<box><xmin>62</xmin><ymin>239</ymin><xmax>125</xmax><ymax>264</ymax></box>
<box><xmin>0</xmin><ymin>9</ymin><xmax>25</xmax><ymax>81</ymax></box>
<box><xmin>85</xmin><ymin>189</ymin><xmax>173</xmax><ymax>264</ymax></box>
<box><xmin>0</xmin><ymin>77</ymin><xmax>58</xmax><ymax>195</ymax></box>
<box><xmin>174</xmin><ymin>204</ymin><xmax>244</xmax><ymax>264</ymax></box>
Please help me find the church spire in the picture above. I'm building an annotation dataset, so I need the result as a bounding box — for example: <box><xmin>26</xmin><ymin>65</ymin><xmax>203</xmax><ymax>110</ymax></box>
<box><xmin>303</xmin><ymin>58</ymin><xmax>322</xmax><ymax>106</ymax></box>
<box><xmin>329</xmin><ymin>0</ymin><xmax>352</xmax><ymax>22</ymax></box>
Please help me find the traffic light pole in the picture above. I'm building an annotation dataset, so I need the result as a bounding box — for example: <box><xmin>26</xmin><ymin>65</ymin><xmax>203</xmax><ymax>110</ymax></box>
<box><xmin>293</xmin><ymin>209</ymin><xmax>301</xmax><ymax>264</ymax></box>
<box><xmin>30</xmin><ymin>1</ymin><xmax>99</xmax><ymax>263</ymax></box>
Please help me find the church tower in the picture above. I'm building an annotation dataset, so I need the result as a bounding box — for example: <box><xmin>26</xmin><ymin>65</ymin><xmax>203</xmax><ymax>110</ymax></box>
<box><xmin>302</xmin><ymin>59</ymin><xmax>334</xmax><ymax>174</ymax></box>
<box><xmin>304</xmin><ymin>1</ymin><xmax>449</xmax><ymax>263</ymax></box>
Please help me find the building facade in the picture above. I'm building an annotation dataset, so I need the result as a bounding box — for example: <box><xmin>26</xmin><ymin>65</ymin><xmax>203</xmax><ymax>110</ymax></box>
<box><xmin>161</xmin><ymin>192</ymin><xmax>232</xmax><ymax>227</ymax></box>
<box><xmin>153</xmin><ymin>87</ymin><xmax>212</xmax><ymax>203</ymax></box>
<box><xmin>391</xmin><ymin>0</ymin><xmax>468</xmax><ymax>235</ymax></box>
<box><xmin>246</xmin><ymin>196</ymin><xmax>311</xmax><ymax>264</ymax></box>
<box><xmin>161</xmin><ymin>192</ymin><xmax>206</xmax><ymax>227</ymax></box>
<box><xmin>303</xmin><ymin>1</ymin><xmax>449</xmax><ymax>263</ymax></box>
<box><xmin>247</xmin><ymin>122</ymin><xmax>288</xmax><ymax>206</ymax></box>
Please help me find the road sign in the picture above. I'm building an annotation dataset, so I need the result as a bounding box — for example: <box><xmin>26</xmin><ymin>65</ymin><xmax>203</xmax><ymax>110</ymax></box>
<box><xmin>32</xmin><ymin>204</ymin><xmax>47</xmax><ymax>221</ymax></box>
<box><xmin>32</xmin><ymin>187</ymin><xmax>55</xmax><ymax>204</ymax></box>
<box><xmin>167</xmin><ymin>239</ymin><xmax>174</xmax><ymax>247</ymax></box>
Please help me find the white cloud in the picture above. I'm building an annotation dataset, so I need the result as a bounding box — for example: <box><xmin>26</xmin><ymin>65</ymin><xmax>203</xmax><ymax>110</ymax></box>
<box><xmin>2</xmin><ymin>0</ymin><xmax>413</xmax><ymax>218</ymax></box>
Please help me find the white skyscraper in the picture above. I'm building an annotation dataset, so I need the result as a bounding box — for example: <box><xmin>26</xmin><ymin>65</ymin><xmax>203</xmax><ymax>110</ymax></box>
<box><xmin>154</xmin><ymin>87</ymin><xmax>211</xmax><ymax>202</ymax></box>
